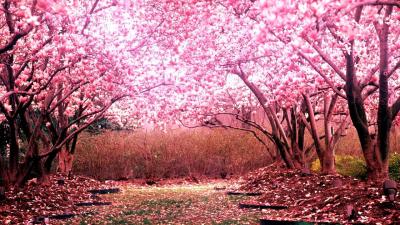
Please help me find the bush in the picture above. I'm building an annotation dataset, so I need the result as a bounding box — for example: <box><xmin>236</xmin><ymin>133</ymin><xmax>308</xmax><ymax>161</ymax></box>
<box><xmin>389</xmin><ymin>152</ymin><xmax>400</xmax><ymax>181</ymax></box>
<box><xmin>311</xmin><ymin>155</ymin><xmax>367</xmax><ymax>180</ymax></box>
<box><xmin>311</xmin><ymin>154</ymin><xmax>400</xmax><ymax>181</ymax></box>
<box><xmin>335</xmin><ymin>155</ymin><xmax>368</xmax><ymax>180</ymax></box>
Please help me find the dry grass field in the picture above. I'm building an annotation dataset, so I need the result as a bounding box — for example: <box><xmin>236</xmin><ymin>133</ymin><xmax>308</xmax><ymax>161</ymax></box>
<box><xmin>72</xmin><ymin>127</ymin><xmax>400</xmax><ymax>181</ymax></box>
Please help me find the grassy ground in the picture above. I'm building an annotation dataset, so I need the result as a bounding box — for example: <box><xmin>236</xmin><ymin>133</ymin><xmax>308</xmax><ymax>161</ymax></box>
<box><xmin>69</xmin><ymin>181</ymin><xmax>263</xmax><ymax>225</ymax></box>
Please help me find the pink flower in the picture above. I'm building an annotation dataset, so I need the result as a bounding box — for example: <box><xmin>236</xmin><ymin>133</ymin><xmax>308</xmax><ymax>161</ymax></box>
<box><xmin>36</xmin><ymin>0</ymin><xmax>51</xmax><ymax>11</ymax></box>
<box><xmin>26</xmin><ymin>16</ymin><xmax>40</xmax><ymax>26</ymax></box>
<box><xmin>4</xmin><ymin>103</ymin><xmax>12</xmax><ymax>112</ymax></box>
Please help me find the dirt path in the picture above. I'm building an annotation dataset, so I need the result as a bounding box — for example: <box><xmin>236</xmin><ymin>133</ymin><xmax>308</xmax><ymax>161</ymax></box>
<box><xmin>68</xmin><ymin>181</ymin><xmax>263</xmax><ymax>224</ymax></box>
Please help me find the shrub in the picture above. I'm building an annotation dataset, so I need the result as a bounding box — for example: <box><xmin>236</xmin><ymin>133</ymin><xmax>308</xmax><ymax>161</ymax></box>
<box><xmin>389</xmin><ymin>152</ymin><xmax>400</xmax><ymax>181</ymax></box>
<box><xmin>311</xmin><ymin>154</ymin><xmax>400</xmax><ymax>181</ymax></box>
<box><xmin>311</xmin><ymin>155</ymin><xmax>367</xmax><ymax>180</ymax></box>
<box><xmin>334</xmin><ymin>155</ymin><xmax>368</xmax><ymax>180</ymax></box>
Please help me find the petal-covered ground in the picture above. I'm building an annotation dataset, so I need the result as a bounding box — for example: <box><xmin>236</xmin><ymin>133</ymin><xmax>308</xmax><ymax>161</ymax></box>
<box><xmin>235</xmin><ymin>166</ymin><xmax>400</xmax><ymax>224</ymax></box>
<box><xmin>0</xmin><ymin>175</ymin><xmax>107</xmax><ymax>224</ymax></box>
<box><xmin>0</xmin><ymin>168</ymin><xmax>399</xmax><ymax>224</ymax></box>
<box><xmin>0</xmin><ymin>176</ymin><xmax>263</xmax><ymax>224</ymax></box>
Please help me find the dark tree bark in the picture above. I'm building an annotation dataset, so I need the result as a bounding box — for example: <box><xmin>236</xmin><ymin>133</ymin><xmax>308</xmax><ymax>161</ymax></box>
<box><xmin>343</xmin><ymin>5</ymin><xmax>394</xmax><ymax>180</ymax></box>
<box><xmin>8</xmin><ymin>120</ymin><xmax>19</xmax><ymax>175</ymax></box>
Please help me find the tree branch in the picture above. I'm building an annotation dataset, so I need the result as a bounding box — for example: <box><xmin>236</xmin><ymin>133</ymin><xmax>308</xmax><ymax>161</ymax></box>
<box><xmin>388</xmin><ymin>60</ymin><xmax>400</xmax><ymax>78</ymax></box>
<box><xmin>179</xmin><ymin>119</ymin><xmax>275</xmax><ymax>159</ymax></box>
<box><xmin>304</xmin><ymin>36</ymin><xmax>346</xmax><ymax>80</ymax></box>
<box><xmin>299</xmin><ymin>52</ymin><xmax>347</xmax><ymax>99</ymax></box>
<box><xmin>351</xmin><ymin>0</ymin><xmax>400</xmax><ymax>8</ymax></box>
<box><xmin>0</xmin><ymin>29</ymin><xmax>32</xmax><ymax>54</ymax></box>
<box><xmin>391</xmin><ymin>97</ymin><xmax>400</xmax><ymax>119</ymax></box>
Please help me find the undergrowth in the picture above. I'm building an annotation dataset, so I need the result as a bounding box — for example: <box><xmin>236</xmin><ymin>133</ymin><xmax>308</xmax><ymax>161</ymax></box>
<box><xmin>73</xmin><ymin>127</ymin><xmax>400</xmax><ymax>181</ymax></box>
<box><xmin>73</xmin><ymin>129</ymin><xmax>272</xmax><ymax>180</ymax></box>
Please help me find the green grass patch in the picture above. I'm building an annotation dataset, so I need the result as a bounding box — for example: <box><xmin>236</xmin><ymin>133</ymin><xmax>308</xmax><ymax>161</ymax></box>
<box><xmin>227</xmin><ymin>195</ymin><xmax>252</xmax><ymax>203</ymax></box>
<box><xmin>107</xmin><ymin>216</ymin><xmax>135</xmax><ymax>225</ymax></box>
<box><xmin>122</xmin><ymin>209</ymin><xmax>159</xmax><ymax>216</ymax></box>
<box><xmin>142</xmin><ymin>218</ymin><xmax>153</xmax><ymax>225</ymax></box>
<box><xmin>212</xmin><ymin>219</ymin><xmax>242</xmax><ymax>225</ymax></box>
<box><xmin>140</xmin><ymin>198</ymin><xmax>190</xmax><ymax>208</ymax></box>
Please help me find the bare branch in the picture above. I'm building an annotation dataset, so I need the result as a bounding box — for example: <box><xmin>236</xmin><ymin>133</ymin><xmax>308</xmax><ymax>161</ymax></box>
<box><xmin>362</xmin><ymin>85</ymin><xmax>379</xmax><ymax>100</ymax></box>
<box><xmin>179</xmin><ymin>119</ymin><xmax>275</xmax><ymax>159</ymax></box>
<box><xmin>361</xmin><ymin>64</ymin><xmax>379</xmax><ymax>89</ymax></box>
<box><xmin>137</xmin><ymin>82</ymin><xmax>171</xmax><ymax>95</ymax></box>
<box><xmin>299</xmin><ymin>112</ymin><xmax>312</xmax><ymax>134</ymax></box>
<box><xmin>330</xmin><ymin>115</ymin><xmax>350</xmax><ymax>149</ymax></box>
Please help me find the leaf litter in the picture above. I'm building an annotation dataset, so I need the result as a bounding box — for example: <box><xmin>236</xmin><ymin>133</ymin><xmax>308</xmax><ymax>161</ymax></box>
<box><xmin>0</xmin><ymin>168</ymin><xmax>399</xmax><ymax>224</ymax></box>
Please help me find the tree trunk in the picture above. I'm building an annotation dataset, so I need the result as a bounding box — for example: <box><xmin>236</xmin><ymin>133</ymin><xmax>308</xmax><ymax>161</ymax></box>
<box><xmin>59</xmin><ymin>133</ymin><xmax>79</xmax><ymax>176</ymax></box>
<box><xmin>44</xmin><ymin>150</ymin><xmax>58</xmax><ymax>173</ymax></box>
<box><xmin>363</xmin><ymin>138</ymin><xmax>388</xmax><ymax>181</ymax></box>
<box><xmin>321</xmin><ymin>94</ymin><xmax>337</xmax><ymax>174</ymax></box>
<box><xmin>14</xmin><ymin>113</ymin><xmax>45</xmax><ymax>186</ymax></box>
<box><xmin>15</xmin><ymin>156</ymin><xmax>44</xmax><ymax>187</ymax></box>
<box><xmin>274</xmin><ymin>137</ymin><xmax>295</xmax><ymax>169</ymax></box>
<box><xmin>236</xmin><ymin>71</ymin><xmax>302</xmax><ymax>169</ymax></box>
<box><xmin>373</xmin><ymin>5</ymin><xmax>393</xmax><ymax>181</ymax></box>
<box><xmin>303</xmin><ymin>94</ymin><xmax>337</xmax><ymax>174</ymax></box>
<box><xmin>8</xmin><ymin>119</ymin><xmax>19</xmax><ymax>176</ymax></box>
<box><xmin>343</xmin><ymin>16</ymin><xmax>385</xmax><ymax>180</ymax></box>
<box><xmin>321</xmin><ymin>147</ymin><xmax>336</xmax><ymax>174</ymax></box>
<box><xmin>290</xmin><ymin>108</ymin><xmax>306</xmax><ymax>168</ymax></box>
<box><xmin>57</xmin><ymin>147</ymin><xmax>74</xmax><ymax>175</ymax></box>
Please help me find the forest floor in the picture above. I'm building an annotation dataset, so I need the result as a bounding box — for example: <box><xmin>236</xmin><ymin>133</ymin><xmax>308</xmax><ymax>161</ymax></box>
<box><xmin>0</xmin><ymin>167</ymin><xmax>399</xmax><ymax>224</ymax></box>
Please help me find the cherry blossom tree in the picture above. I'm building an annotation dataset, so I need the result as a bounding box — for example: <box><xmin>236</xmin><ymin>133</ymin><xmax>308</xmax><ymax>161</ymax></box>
<box><xmin>255</xmin><ymin>0</ymin><xmax>400</xmax><ymax>180</ymax></box>
<box><xmin>162</xmin><ymin>0</ymin><xmax>351</xmax><ymax>173</ymax></box>
<box><xmin>3</xmin><ymin>0</ymin><xmax>398</xmax><ymax>188</ymax></box>
<box><xmin>0</xmin><ymin>0</ymin><xmax>173</xmax><ymax>186</ymax></box>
